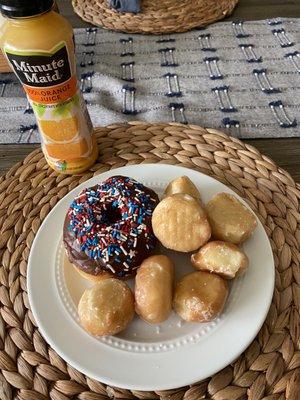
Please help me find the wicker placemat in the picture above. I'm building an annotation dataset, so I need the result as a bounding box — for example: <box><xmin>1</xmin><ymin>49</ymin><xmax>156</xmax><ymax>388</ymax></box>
<box><xmin>72</xmin><ymin>0</ymin><xmax>238</xmax><ymax>34</ymax></box>
<box><xmin>0</xmin><ymin>122</ymin><xmax>299</xmax><ymax>400</ymax></box>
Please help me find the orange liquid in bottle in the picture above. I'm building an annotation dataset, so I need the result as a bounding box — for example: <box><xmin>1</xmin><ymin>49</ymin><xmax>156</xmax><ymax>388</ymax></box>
<box><xmin>0</xmin><ymin>1</ymin><xmax>98</xmax><ymax>174</ymax></box>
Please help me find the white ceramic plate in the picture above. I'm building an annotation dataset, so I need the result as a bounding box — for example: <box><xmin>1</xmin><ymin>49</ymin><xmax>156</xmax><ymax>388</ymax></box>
<box><xmin>28</xmin><ymin>164</ymin><xmax>274</xmax><ymax>391</ymax></box>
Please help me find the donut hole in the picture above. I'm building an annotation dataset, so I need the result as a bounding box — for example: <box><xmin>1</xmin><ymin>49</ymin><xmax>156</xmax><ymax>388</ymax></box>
<box><xmin>99</xmin><ymin>204</ymin><xmax>123</xmax><ymax>225</ymax></box>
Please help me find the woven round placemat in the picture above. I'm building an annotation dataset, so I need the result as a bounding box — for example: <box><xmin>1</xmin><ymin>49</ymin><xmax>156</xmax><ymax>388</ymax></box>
<box><xmin>0</xmin><ymin>122</ymin><xmax>299</xmax><ymax>400</ymax></box>
<box><xmin>72</xmin><ymin>0</ymin><xmax>238</xmax><ymax>34</ymax></box>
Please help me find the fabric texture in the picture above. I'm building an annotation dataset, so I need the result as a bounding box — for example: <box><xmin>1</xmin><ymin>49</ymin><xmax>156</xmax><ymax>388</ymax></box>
<box><xmin>110</xmin><ymin>0</ymin><xmax>140</xmax><ymax>13</ymax></box>
<box><xmin>0</xmin><ymin>17</ymin><xmax>299</xmax><ymax>144</ymax></box>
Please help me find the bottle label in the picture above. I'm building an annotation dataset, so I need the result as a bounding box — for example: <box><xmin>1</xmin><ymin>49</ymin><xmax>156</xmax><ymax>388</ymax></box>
<box><xmin>5</xmin><ymin>42</ymin><xmax>77</xmax><ymax>104</ymax></box>
<box><xmin>4</xmin><ymin>42</ymin><xmax>96</xmax><ymax>173</ymax></box>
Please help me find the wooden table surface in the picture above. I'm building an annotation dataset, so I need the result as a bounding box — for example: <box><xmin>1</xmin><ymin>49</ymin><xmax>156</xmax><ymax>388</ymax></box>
<box><xmin>0</xmin><ymin>0</ymin><xmax>299</xmax><ymax>181</ymax></box>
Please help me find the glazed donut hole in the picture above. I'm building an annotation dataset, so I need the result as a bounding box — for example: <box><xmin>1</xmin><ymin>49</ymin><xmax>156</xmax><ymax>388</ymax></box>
<box><xmin>78</xmin><ymin>277</ymin><xmax>135</xmax><ymax>336</ymax></box>
<box><xmin>163</xmin><ymin>176</ymin><xmax>202</xmax><ymax>202</ymax></box>
<box><xmin>206</xmin><ymin>192</ymin><xmax>257</xmax><ymax>245</ymax></box>
<box><xmin>191</xmin><ymin>241</ymin><xmax>249</xmax><ymax>279</ymax></box>
<box><xmin>135</xmin><ymin>255</ymin><xmax>174</xmax><ymax>324</ymax></box>
<box><xmin>152</xmin><ymin>193</ymin><xmax>211</xmax><ymax>252</ymax></box>
<box><xmin>173</xmin><ymin>271</ymin><xmax>228</xmax><ymax>323</ymax></box>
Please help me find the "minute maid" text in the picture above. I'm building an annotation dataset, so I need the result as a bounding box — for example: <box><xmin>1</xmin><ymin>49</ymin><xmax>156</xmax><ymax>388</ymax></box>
<box><xmin>11</xmin><ymin>59</ymin><xmax>65</xmax><ymax>84</ymax></box>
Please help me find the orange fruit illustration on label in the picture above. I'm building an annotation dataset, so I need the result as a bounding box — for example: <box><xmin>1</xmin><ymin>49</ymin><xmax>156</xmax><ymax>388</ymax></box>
<box><xmin>45</xmin><ymin>138</ymin><xmax>88</xmax><ymax>161</ymax></box>
<box><xmin>39</xmin><ymin>115</ymin><xmax>79</xmax><ymax>142</ymax></box>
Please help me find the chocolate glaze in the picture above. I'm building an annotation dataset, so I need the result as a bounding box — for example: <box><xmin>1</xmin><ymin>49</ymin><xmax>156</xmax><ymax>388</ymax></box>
<box><xmin>63</xmin><ymin>176</ymin><xmax>159</xmax><ymax>279</ymax></box>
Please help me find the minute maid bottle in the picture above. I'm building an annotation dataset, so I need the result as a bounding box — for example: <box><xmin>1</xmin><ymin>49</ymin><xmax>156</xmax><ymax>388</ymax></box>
<box><xmin>0</xmin><ymin>0</ymin><xmax>98</xmax><ymax>174</ymax></box>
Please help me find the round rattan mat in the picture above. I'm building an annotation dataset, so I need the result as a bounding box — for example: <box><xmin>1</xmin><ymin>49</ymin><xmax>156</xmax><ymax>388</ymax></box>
<box><xmin>72</xmin><ymin>0</ymin><xmax>238</xmax><ymax>34</ymax></box>
<box><xmin>0</xmin><ymin>122</ymin><xmax>299</xmax><ymax>400</ymax></box>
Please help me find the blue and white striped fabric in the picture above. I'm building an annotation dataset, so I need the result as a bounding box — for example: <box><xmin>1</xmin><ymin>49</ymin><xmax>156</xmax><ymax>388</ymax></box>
<box><xmin>0</xmin><ymin>18</ymin><xmax>299</xmax><ymax>143</ymax></box>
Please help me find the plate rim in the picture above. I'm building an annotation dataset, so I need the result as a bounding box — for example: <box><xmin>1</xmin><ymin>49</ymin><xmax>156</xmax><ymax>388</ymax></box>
<box><xmin>28</xmin><ymin>163</ymin><xmax>275</xmax><ymax>391</ymax></box>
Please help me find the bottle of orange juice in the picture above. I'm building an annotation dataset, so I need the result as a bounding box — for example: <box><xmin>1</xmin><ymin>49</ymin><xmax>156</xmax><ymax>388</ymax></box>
<box><xmin>0</xmin><ymin>0</ymin><xmax>98</xmax><ymax>174</ymax></box>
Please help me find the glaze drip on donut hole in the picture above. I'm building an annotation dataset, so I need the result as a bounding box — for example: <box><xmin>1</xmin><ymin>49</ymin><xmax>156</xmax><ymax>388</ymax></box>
<box><xmin>63</xmin><ymin>176</ymin><xmax>159</xmax><ymax>279</ymax></box>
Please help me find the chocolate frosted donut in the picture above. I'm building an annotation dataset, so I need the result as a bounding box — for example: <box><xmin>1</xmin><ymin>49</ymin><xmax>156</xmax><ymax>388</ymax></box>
<box><xmin>63</xmin><ymin>176</ymin><xmax>159</xmax><ymax>279</ymax></box>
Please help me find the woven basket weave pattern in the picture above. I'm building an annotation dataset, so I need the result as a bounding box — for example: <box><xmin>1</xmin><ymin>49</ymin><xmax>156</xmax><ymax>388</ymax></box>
<box><xmin>0</xmin><ymin>122</ymin><xmax>299</xmax><ymax>400</ymax></box>
<box><xmin>72</xmin><ymin>0</ymin><xmax>238</xmax><ymax>34</ymax></box>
